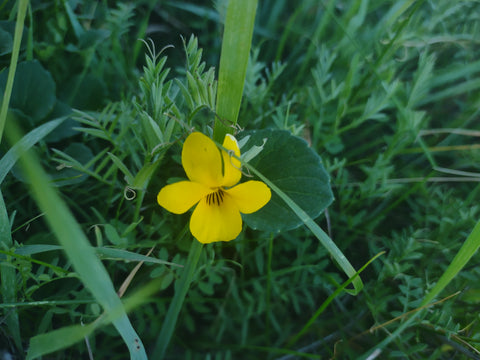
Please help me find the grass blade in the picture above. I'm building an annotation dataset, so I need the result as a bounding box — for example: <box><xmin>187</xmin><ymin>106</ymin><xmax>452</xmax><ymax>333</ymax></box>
<box><xmin>5</xmin><ymin>122</ymin><xmax>147</xmax><ymax>358</ymax></box>
<box><xmin>26</xmin><ymin>322</ymin><xmax>97</xmax><ymax>360</ymax></box>
<box><xmin>0</xmin><ymin>0</ymin><xmax>28</xmax><ymax>144</ymax></box>
<box><xmin>420</xmin><ymin>220</ymin><xmax>480</xmax><ymax>307</ymax></box>
<box><xmin>287</xmin><ymin>252</ymin><xmax>384</xmax><ymax>348</ymax></box>
<box><xmin>213</xmin><ymin>0</ymin><xmax>257</xmax><ymax>142</ymax></box>
<box><xmin>359</xmin><ymin>220</ymin><xmax>480</xmax><ymax>359</ymax></box>
<box><xmin>152</xmin><ymin>239</ymin><xmax>203</xmax><ymax>358</ymax></box>
<box><xmin>0</xmin><ymin>117</ymin><xmax>66</xmax><ymax>185</ymax></box>
<box><xmin>244</xmin><ymin>162</ymin><xmax>364</xmax><ymax>295</ymax></box>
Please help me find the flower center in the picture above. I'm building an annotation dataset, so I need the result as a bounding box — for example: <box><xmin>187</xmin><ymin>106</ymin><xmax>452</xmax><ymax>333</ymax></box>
<box><xmin>206</xmin><ymin>189</ymin><xmax>225</xmax><ymax>206</ymax></box>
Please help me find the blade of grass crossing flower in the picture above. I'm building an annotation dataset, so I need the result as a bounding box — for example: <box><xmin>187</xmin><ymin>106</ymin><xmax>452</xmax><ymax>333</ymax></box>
<box><xmin>5</xmin><ymin>122</ymin><xmax>147</xmax><ymax>359</ymax></box>
<box><xmin>213</xmin><ymin>0</ymin><xmax>257</xmax><ymax>142</ymax></box>
<box><xmin>0</xmin><ymin>0</ymin><xmax>28</xmax><ymax>144</ymax></box>
<box><xmin>0</xmin><ymin>190</ymin><xmax>22</xmax><ymax>351</ymax></box>
<box><xmin>358</xmin><ymin>220</ymin><xmax>480</xmax><ymax>360</ymax></box>
<box><xmin>152</xmin><ymin>239</ymin><xmax>204</xmax><ymax>358</ymax></box>
<box><xmin>244</xmin><ymin>163</ymin><xmax>363</xmax><ymax>295</ymax></box>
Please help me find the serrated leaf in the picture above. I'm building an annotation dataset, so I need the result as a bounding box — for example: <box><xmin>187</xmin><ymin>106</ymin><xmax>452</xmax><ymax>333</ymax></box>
<box><xmin>238</xmin><ymin>129</ymin><xmax>333</xmax><ymax>232</ymax></box>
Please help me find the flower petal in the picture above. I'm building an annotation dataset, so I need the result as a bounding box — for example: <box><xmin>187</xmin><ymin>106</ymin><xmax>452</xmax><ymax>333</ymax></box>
<box><xmin>182</xmin><ymin>132</ymin><xmax>223</xmax><ymax>187</ymax></box>
<box><xmin>221</xmin><ymin>134</ymin><xmax>242</xmax><ymax>187</ymax></box>
<box><xmin>190</xmin><ymin>196</ymin><xmax>242</xmax><ymax>243</ymax></box>
<box><xmin>225</xmin><ymin>180</ymin><xmax>271</xmax><ymax>214</ymax></box>
<box><xmin>157</xmin><ymin>181</ymin><xmax>210</xmax><ymax>214</ymax></box>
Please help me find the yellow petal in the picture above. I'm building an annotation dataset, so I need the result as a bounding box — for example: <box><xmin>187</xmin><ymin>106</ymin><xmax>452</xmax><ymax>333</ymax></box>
<box><xmin>221</xmin><ymin>134</ymin><xmax>242</xmax><ymax>187</ymax></box>
<box><xmin>157</xmin><ymin>181</ymin><xmax>210</xmax><ymax>214</ymax></box>
<box><xmin>182</xmin><ymin>132</ymin><xmax>223</xmax><ymax>187</ymax></box>
<box><xmin>225</xmin><ymin>181</ymin><xmax>271</xmax><ymax>214</ymax></box>
<box><xmin>190</xmin><ymin>195</ymin><xmax>242</xmax><ymax>243</ymax></box>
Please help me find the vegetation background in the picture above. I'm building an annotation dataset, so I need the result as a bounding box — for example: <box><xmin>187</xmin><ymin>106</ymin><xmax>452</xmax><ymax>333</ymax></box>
<box><xmin>1</xmin><ymin>0</ymin><xmax>480</xmax><ymax>359</ymax></box>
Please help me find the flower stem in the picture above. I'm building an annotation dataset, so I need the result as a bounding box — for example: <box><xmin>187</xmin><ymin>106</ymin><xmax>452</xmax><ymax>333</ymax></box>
<box><xmin>152</xmin><ymin>239</ymin><xmax>203</xmax><ymax>358</ymax></box>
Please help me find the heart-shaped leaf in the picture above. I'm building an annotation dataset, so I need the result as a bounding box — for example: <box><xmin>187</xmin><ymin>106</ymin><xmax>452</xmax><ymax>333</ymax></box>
<box><xmin>238</xmin><ymin>129</ymin><xmax>334</xmax><ymax>232</ymax></box>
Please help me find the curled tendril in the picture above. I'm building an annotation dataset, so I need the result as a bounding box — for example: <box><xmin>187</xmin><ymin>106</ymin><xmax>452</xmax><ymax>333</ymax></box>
<box><xmin>124</xmin><ymin>186</ymin><xmax>137</xmax><ymax>200</ymax></box>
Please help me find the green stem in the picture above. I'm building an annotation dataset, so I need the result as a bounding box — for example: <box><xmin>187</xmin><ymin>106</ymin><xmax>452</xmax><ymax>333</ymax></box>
<box><xmin>152</xmin><ymin>239</ymin><xmax>203</xmax><ymax>358</ymax></box>
<box><xmin>213</xmin><ymin>0</ymin><xmax>257</xmax><ymax>143</ymax></box>
<box><xmin>0</xmin><ymin>0</ymin><xmax>29</xmax><ymax>144</ymax></box>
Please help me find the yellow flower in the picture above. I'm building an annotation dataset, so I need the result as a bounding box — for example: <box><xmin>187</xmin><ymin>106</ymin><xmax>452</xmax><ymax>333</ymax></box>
<box><xmin>157</xmin><ymin>132</ymin><xmax>271</xmax><ymax>244</ymax></box>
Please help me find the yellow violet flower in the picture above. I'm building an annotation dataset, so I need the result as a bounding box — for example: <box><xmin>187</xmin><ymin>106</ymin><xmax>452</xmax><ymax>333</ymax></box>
<box><xmin>157</xmin><ymin>132</ymin><xmax>271</xmax><ymax>244</ymax></box>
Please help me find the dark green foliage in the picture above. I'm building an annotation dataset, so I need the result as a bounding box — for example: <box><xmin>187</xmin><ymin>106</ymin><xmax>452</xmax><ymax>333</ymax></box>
<box><xmin>1</xmin><ymin>0</ymin><xmax>480</xmax><ymax>359</ymax></box>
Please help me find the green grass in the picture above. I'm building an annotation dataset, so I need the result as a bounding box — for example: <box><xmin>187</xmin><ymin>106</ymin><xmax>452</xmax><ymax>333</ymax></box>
<box><xmin>1</xmin><ymin>0</ymin><xmax>480</xmax><ymax>359</ymax></box>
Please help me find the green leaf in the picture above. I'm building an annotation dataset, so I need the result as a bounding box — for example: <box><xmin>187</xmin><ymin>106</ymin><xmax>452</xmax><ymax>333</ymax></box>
<box><xmin>13</xmin><ymin>244</ymin><xmax>181</xmax><ymax>267</ymax></box>
<box><xmin>239</xmin><ymin>129</ymin><xmax>334</xmax><ymax>232</ymax></box>
<box><xmin>50</xmin><ymin>142</ymin><xmax>94</xmax><ymax>186</ymax></box>
<box><xmin>132</xmin><ymin>158</ymin><xmax>163</xmax><ymax>190</ymax></box>
<box><xmin>0</xmin><ymin>60</ymin><xmax>56</xmax><ymax>123</ymax></box>
<box><xmin>0</xmin><ymin>21</ymin><xmax>27</xmax><ymax>56</ymax></box>
<box><xmin>95</xmin><ymin>247</ymin><xmax>181</xmax><ymax>267</ymax></box>
<box><xmin>104</xmin><ymin>224</ymin><xmax>128</xmax><ymax>247</ymax></box>
<box><xmin>43</xmin><ymin>101</ymin><xmax>75</xmax><ymax>142</ymax></box>
<box><xmin>65</xmin><ymin>74</ymin><xmax>107</xmax><ymax>110</ymax></box>
<box><xmin>0</xmin><ymin>27</ymin><xmax>12</xmax><ymax>55</ymax></box>
<box><xmin>13</xmin><ymin>244</ymin><xmax>62</xmax><ymax>256</ymax></box>
<box><xmin>108</xmin><ymin>152</ymin><xmax>135</xmax><ymax>185</ymax></box>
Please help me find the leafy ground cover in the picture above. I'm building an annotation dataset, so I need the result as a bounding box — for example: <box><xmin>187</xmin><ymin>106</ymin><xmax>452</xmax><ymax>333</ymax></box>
<box><xmin>1</xmin><ymin>0</ymin><xmax>480</xmax><ymax>359</ymax></box>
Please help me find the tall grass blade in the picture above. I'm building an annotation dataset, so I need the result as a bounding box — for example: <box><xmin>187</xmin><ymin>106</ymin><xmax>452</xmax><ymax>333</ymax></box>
<box><xmin>152</xmin><ymin>239</ymin><xmax>203</xmax><ymax>358</ymax></box>
<box><xmin>5</xmin><ymin>122</ymin><xmax>147</xmax><ymax>359</ymax></box>
<box><xmin>213</xmin><ymin>0</ymin><xmax>257</xmax><ymax>142</ymax></box>
<box><xmin>0</xmin><ymin>0</ymin><xmax>28</xmax><ymax>144</ymax></box>
<box><xmin>420</xmin><ymin>220</ymin><xmax>480</xmax><ymax>307</ymax></box>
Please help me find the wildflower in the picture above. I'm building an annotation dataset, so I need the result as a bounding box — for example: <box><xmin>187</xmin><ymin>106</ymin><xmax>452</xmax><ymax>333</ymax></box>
<box><xmin>157</xmin><ymin>132</ymin><xmax>271</xmax><ymax>243</ymax></box>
